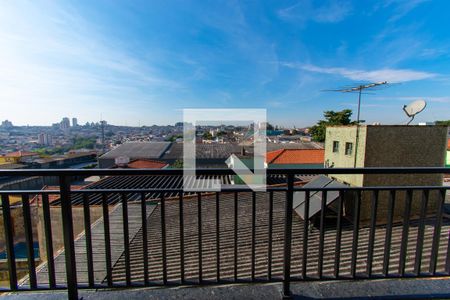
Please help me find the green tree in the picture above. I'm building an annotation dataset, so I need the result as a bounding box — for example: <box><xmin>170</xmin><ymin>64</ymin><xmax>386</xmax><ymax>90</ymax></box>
<box><xmin>310</xmin><ymin>109</ymin><xmax>355</xmax><ymax>142</ymax></box>
<box><xmin>171</xmin><ymin>159</ymin><xmax>184</xmax><ymax>168</ymax></box>
<box><xmin>202</xmin><ymin>132</ymin><xmax>213</xmax><ymax>140</ymax></box>
<box><xmin>436</xmin><ymin>120</ymin><xmax>450</xmax><ymax>126</ymax></box>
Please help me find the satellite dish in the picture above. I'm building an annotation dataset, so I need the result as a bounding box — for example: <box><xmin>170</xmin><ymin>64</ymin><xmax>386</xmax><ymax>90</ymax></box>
<box><xmin>403</xmin><ymin>99</ymin><xmax>427</xmax><ymax>125</ymax></box>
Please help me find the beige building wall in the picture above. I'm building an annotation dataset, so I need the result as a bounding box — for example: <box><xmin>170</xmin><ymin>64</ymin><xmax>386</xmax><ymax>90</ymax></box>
<box><xmin>324</xmin><ymin>126</ymin><xmax>367</xmax><ymax>186</ymax></box>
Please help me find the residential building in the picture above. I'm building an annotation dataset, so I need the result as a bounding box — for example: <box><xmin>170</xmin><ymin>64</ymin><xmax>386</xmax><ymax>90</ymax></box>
<box><xmin>324</xmin><ymin>125</ymin><xmax>448</xmax><ymax>222</ymax></box>
<box><xmin>72</xmin><ymin>118</ymin><xmax>78</xmax><ymax>127</ymax></box>
<box><xmin>38</xmin><ymin>133</ymin><xmax>52</xmax><ymax>146</ymax></box>
<box><xmin>60</xmin><ymin>117</ymin><xmax>70</xmax><ymax>130</ymax></box>
<box><xmin>98</xmin><ymin>142</ymin><xmax>171</xmax><ymax>168</ymax></box>
<box><xmin>0</xmin><ymin>151</ymin><xmax>39</xmax><ymax>164</ymax></box>
<box><xmin>1</xmin><ymin>120</ymin><xmax>13</xmax><ymax>128</ymax></box>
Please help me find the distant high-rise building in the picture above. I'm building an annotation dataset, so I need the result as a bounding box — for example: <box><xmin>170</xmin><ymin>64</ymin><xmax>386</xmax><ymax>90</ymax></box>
<box><xmin>1</xmin><ymin>120</ymin><xmax>13</xmax><ymax>128</ymax></box>
<box><xmin>72</xmin><ymin>117</ymin><xmax>78</xmax><ymax>127</ymax></box>
<box><xmin>60</xmin><ymin>117</ymin><xmax>70</xmax><ymax>130</ymax></box>
<box><xmin>38</xmin><ymin>133</ymin><xmax>52</xmax><ymax>146</ymax></box>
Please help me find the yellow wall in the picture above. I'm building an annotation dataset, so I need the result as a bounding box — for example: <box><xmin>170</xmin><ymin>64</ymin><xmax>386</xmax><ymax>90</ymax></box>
<box><xmin>0</xmin><ymin>156</ymin><xmax>20</xmax><ymax>164</ymax></box>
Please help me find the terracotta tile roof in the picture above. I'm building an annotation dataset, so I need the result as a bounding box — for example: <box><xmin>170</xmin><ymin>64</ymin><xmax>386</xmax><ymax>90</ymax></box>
<box><xmin>266</xmin><ymin>149</ymin><xmax>325</xmax><ymax>165</ymax></box>
<box><xmin>3</xmin><ymin>151</ymin><xmax>37</xmax><ymax>157</ymax></box>
<box><xmin>126</xmin><ymin>159</ymin><xmax>168</xmax><ymax>169</ymax></box>
<box><xmin>266</xmin><ymin>149</ymin><xmax>284</xmax><ymax>163</ymax></box>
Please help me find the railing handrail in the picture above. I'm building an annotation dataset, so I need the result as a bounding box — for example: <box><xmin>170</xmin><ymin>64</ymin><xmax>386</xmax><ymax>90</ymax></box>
<box><xmin>1</xmin><ymin>166</ymin><xmax>449</xmax><ymax>300</ymax></box>
<box><xmin>0</xmin><ymin>166</ymin><xmax>449</xmax><ymax>176</ymax></box>
<box><xmin>0</xmin><ymin>185</ymin><xmax>448</xmax><ymax>195</ymax></box>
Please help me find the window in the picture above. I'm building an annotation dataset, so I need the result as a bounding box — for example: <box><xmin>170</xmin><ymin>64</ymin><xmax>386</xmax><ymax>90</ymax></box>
<box><xmin>345</xmin><ymin>142</ymin><xmax>353</xmax><ymax>155</ymax></box>
<box><xmin>332</xmin><ymin>141</ymin><xmax>339</xmax><ymax>153</ymax></box>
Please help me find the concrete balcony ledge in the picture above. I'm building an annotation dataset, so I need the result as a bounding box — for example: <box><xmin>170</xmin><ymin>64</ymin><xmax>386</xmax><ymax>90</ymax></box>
<box><xmin>3</xmin><ymin>277</ymin><xmax>450</xmax><ymax>299</ymax></box>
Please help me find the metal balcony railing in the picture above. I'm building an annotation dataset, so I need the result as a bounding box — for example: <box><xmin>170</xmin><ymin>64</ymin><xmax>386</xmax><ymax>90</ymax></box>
<box><xmin>0</xmin><ymin>167</ymin><xmax>449</xmax><ymax>299</ymax></box>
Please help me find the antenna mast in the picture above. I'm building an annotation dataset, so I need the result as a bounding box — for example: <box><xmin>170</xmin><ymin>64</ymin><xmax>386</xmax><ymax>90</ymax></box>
<box><xmin>326</xmin><ymin>81</ymin><xmax>389</xmax><ymax>124</ymax></box>
<box><xmin>324</xmin><ymin>81</ymin><xmax>389</xmax><ymax>167</ymax></box>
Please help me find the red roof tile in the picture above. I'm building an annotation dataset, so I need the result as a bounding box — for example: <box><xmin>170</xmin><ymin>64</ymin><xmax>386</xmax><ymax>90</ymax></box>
<box><xmin>126</xmin><ymin>159</ymin><xmax>168</xmax><ymax>169</ymax></box>
<box><xmin>266</xmin><ymin>149</ymin><xmax>284</xmax><ymax>163</ymax></box>
<box><xmin>4</xmin><ymin>151</ymin><xmax>37</xmax><ymax>157</ymax></box>
<box><xmin>267</xmin><ymin>149</ymin><xmax>325</xmax><ymax>165</ymax></box>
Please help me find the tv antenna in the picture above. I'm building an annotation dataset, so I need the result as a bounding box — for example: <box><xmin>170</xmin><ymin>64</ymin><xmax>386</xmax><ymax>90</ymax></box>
<box><xmin>324</xmin><ymin>81</ymin><xmax>389</xmax><ymax>124</ymax></box>
<box><xmin>324</xmin><ymin>81</ymin><xmax>389</xmax><ymax>168</ymax></box>
<box><xmin>403</xmin><ymin>99</ymin><xmax>427</xmax><ymax>125</ymax></box>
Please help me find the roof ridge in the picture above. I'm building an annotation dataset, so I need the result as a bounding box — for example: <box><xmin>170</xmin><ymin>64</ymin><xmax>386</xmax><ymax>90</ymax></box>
<box><xmin>267</xmin><ymin>148</ymin><xmax>285</xmax><ymax>164</ymax></box>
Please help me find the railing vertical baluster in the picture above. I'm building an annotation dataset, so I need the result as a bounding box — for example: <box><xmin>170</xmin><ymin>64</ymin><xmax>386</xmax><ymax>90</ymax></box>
<box><xmin>414</xmin><ymin>190</ymin><xmax>429</xmax><ymax>276</ymax></box>
<box><xmin>367</xmin><ymin>190</ymin><xmax>378</xmax><ymax>277</ymax></box>
<box><xmin>318</xmin><ymin>191</ymin><xmax>326</xmax><ymax>279</ymax></box>
<box><xmin>234</xmin><ymin>192</ymin><xmax>238</xmax><ymax>281</ymax></box>
<box><xmin>179</xmin><ymin>193</ymin><xmax>185</xmax><ymax>284</ymax></box>
<box><xmin>42</xmin><ymin>194</ymin><xmax>56</xmax><ymax>288</ymax></box>
<box><xmin>161</xmin><ymin>194</ymin><xmax>168</xmax><ymax>284</ymax></box>
<box><xmin>350</xmin><ymin>191</ymin><xmax>361</xmax><ymax>278</ymax></box>
<box><xmin>334</xmin><ymin>191</ymin><xmax>344</xmax><ymax>279</ymax></box>
<box><xmin>83</xmin><ymin>194</ymin><xmax>94</xmax><ymax>288</ymax></box>
<box><xmin>446</xmin><ymin>224</ymin><xmax>450</xmax><ymax>275</ymax></box>
<box><xmin>122</xmin><ymin>193</ymin><xmax>131</xmax><ymax>286</ymax></box>
<box><xmin>302</xmin><ymin>190</ymin><xmax>310</xmax><ymax>279</ymax></box>
<box><xmin>282</xmin><ymin>174</ymin><xmax>294</xmax><ymax>298</ymax></box>
<box><xmin>267</xmin><ymin>191</ymin><xmax>273</xmax><ymax>280</ymax></box>
<box><xmin>383</xmin><ymin>190</ymin><xmax>395</xmax><ymax>277</ymax></box>
<box><xmin>102</xmin><ymin>193</ymin><xmax>113</xmax><ymax>287</ymax></box>
<box><xmin>59</xmin><ymin>175</ymin><xmax>78</xmax><ymax>300</ymax></box>
<box><xmin>399</xmin><ymin>189</ymin><xmax>412</xmax><ymax>276</ymax></box>
<box><xmin>216</xmin><ymin>192</ymin><xmax>220</xmax><ymax>282</ymax></box>
<box><xmin>22</xmin><ymin>194</ymin><xmax>36</xmax><ymax>289</ymax></box>
<box><xmin>251</xmin><ymin>192</ymin><xmax>256</xmax><ymax>281</ymax></box>
<box><xmin>140</xmin><ymin>192</ymin><xmax>149</xmax><ymax>285</ymax></box>
<box><xmin>1</xmin><ymin>194</ymin><xmax>17</xmax><ymax>291</ymax></box>
<box><xmin>429</xmin><ymin>189</ymin><xmax>445</xmax><ymax>275</ymax></box>
<box><xmin>197</xmin><ymin>193</ymin><xmax>203</xmax><ymax>283</ymax></box>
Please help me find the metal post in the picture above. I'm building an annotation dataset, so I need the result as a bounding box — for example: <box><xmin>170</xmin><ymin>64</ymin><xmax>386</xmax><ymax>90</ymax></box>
<box><xmin>356</xmin><ymin>87</ymin><xmax>362</xmax><ymax>124</ymax></box>
<box><xmin>282</xmin><ymin>174</ymin><xmax>294</xmax><ymax>299</ymax></box>
<box><xmin>353</xmin><ymin>87</ymin><xmax>362</xmax><ymax>168</ymax></box>
<box><xmin>59</xmin><ymin>175</ymin><xmax>78</xmax><ymax>300</ymax></box>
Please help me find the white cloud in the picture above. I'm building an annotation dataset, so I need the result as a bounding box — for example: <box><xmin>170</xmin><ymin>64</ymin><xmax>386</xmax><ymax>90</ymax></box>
<box><xmin>0</xmin><ymin>1</ymin><xmax>183</xmax><ymax>125</ymax></box>
<box><xmin>384</xmin><ymin>0</ymin><xmax>430</xmax><ymax>22</ymax></box>
<box><xmin>282</xmin><ymin>63</ymin><xmax>436</xmax><ymax>83</ymax></box>
<box><xmin>373</xmin><ymin>96</ymin><xmax>450</xmax><ymax>104</ymax></box>
<box><xmin>278</xmin><ymin>0</ymin><xmax>352</xmax><ymax>24</ymax></box>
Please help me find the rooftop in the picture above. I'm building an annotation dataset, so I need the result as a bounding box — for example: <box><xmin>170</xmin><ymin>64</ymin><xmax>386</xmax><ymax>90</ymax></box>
<box><xmin>122</xmin><ymin>159</ymin><xmax>168</xmax><ymax>169</ymax></box>
<box><xmin>267</xmin><ymin>149</ymin><xmax>325</xmax><ymax>165</ymax></box>
<box><xmin>100</xmin><ymin>142</ymin><xmax>171</xmax><ymax>160</ymax></box>
<box><xmin>28</xmin><ymin>191</ymin><xmax>450</xmax><ymax>287</ymax></box>
<box><xmin>3</xmin><ymin>151</ymin><xmax>37</xmax><ymax>157</ymax></box>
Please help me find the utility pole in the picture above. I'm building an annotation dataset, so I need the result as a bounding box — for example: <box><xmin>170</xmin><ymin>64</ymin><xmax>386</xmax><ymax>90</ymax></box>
<box><xmin>101</xmin><ymin>120</ymin><xmax>106</xmax><ymax>154</ymax></box>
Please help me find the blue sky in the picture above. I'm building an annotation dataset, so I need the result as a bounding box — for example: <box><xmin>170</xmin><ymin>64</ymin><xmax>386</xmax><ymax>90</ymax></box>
<box><xmin>0</xmin><ymin>0</ymin><xmax>449</xmax><ymax>127</ymax></box>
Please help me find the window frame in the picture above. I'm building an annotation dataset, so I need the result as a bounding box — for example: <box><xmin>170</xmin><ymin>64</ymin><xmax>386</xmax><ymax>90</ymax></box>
<box><xmin>345</xmin><ymin>142</ymin><xmax>353</xmax><ymax>156</ymax></box>
<box><xmin>332</xmin><ymin>141</ymin><xmax>339</xmax><ymax>153</ymax></box>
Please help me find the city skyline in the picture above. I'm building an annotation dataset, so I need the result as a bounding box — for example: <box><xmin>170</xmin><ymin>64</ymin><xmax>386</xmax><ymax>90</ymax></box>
<box><xmin>1</xmin><ymin>1</ymin><xmax>450</xmax><ymax>127</ymax></box>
